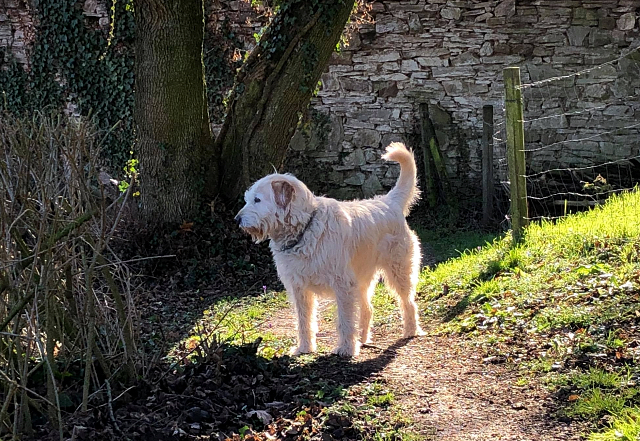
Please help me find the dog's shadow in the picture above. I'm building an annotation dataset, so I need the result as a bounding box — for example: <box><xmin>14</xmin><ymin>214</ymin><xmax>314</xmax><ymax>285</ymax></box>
<box><xmin>217</xmin><ymin>336</ymin><xmax>414</xmax><ymax>436</ymax></box>
<box><xmin>291</xmin><ymin>337</ymin><xmax>411</xmax><ymax>382</ymax></box>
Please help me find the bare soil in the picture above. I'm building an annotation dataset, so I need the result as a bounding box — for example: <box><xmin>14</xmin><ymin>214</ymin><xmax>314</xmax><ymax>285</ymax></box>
<box><xmin>261</xmin><ymin>301</ymin><xmax>586</xmax><ymax>440</ymax></box>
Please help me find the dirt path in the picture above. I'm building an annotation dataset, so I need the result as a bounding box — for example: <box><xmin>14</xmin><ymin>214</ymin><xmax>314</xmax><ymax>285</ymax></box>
<box><xmin>261</xmin><ymin>301</ymin><xmax>584</xmax><ymax>441</ymax></box>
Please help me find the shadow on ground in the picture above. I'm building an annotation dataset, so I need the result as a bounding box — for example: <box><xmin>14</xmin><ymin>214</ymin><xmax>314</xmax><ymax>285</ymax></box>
<box><xmin>36</xmin><ymin>338</ymin><xmax>412</xmax><ymax>441</ymax></box>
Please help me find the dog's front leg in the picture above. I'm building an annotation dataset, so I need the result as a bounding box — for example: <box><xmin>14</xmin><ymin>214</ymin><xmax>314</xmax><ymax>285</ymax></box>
<box><xmin>333</xmin><ymin>283</ymin><xmax>360</xmax><ymax>357</ymax></box>
<box><xmin>290</xmin><ymin>289</ymin><xmax>317</xmax><ymax>355</ymax></box>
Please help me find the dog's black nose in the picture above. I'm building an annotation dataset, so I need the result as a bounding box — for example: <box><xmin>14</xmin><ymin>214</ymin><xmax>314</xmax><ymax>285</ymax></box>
<box><xmin>234</xmin><ymin>215</ymin><xmax>242</xmax><ymax>226</ymax></box>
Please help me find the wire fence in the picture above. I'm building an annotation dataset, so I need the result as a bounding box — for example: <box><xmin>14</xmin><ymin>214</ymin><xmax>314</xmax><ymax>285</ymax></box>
<box><xmin>492</xmin><ymin>44</ymin><xmax>640</xmax><ymax>230</ymax></box>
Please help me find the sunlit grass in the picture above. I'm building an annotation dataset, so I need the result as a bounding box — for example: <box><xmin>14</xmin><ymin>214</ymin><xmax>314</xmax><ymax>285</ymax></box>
<box><xmin>417</xmin><ymin>190</ymin><xmax>640</xmax><ymax>438</ymax></box>
<box><xmin>588</xmin><ymin>408</ymin><xmax>640</xmax><ymax>441</ymax></box>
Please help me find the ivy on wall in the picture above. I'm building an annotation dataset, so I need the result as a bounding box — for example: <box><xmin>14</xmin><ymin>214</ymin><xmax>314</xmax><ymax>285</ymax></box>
<box><xmin>0</xmin><ymin>0</ymin><xmax>135</xmax><ymax>167</ymax></box>
<box><xmin>1</xmin><ymin>0</ymin><xmax>251</xmax><ymax>164</ymax></box>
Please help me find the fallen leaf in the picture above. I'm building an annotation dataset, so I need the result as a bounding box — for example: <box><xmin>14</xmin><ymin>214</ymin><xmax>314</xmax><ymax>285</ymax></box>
<box><xmin>568</xmin><ymin>394</ymin><xmax>580</xmax><ymax>402</ymax></box>
<box><xmin>246</xmin><ymin>410</ymin><xmax>273</xmax><ymax>425</ymax></box>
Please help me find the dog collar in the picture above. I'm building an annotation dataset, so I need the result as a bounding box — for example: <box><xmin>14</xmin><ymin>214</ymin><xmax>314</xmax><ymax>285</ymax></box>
<box><xmin>280</xmin><ymin>210</ymin><xmax>317</xmax><ymax>252</ymax></box>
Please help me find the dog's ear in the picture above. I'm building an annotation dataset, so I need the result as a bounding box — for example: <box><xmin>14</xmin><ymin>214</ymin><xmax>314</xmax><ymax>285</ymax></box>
<box><xmin>271</xmin><ymin>180</ymin><xmax>295</xmax><ymax>209</ymax></box>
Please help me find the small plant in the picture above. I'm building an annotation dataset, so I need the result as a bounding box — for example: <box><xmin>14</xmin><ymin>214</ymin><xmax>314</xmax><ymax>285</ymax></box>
<box><xmin>566</xmin><ymin>388</ymin><xmax>627</xmax><ymax>420</ymax></box>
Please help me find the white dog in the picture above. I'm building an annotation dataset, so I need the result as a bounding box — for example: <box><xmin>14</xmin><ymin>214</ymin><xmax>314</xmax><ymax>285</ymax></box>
<box><xmin>235</xmin><ymin>143</ymin><xmax>424</xmax><ymax>357</ymax></box>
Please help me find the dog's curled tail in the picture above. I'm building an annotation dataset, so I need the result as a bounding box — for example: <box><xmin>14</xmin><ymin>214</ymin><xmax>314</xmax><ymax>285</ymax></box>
<box><xmin>382</xmin><ymin>142</ymin><xmax>419</xmax><ymax>216</ymax></box>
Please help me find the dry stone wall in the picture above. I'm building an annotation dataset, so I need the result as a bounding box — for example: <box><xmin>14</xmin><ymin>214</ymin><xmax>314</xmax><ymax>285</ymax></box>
<box><xmin>3</xmin><ymin>0</ymin><xmax>640</xmax><ymax>204</ymax></box>
<box><xmin>0</xmin><ymin>0</ymin><xmax>34</xmax><ymax>66</ymax></box>
<box><xmin>291</xmin><ymin>0</ymin><xmax>640</xmax><ymax>202</ymax></box>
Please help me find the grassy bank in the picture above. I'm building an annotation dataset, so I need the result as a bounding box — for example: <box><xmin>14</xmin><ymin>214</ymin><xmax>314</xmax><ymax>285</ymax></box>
<box><xmin>418</xmin><ymin>190</ymin><xmax>640</xmax><ymax>440</ymax></box>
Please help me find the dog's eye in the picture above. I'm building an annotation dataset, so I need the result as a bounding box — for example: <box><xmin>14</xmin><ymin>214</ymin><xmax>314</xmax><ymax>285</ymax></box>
<box><xmin>254</xmin><ymin>197</ymin><xmax>261</xmax><ymax>203</ymax></box>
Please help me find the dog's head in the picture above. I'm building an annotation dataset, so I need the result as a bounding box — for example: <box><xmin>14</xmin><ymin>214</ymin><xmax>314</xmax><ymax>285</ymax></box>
<box><xmin>235</xmin><ymin>173</ymin><xmax>315</xmax><ymax>243</ymax></box>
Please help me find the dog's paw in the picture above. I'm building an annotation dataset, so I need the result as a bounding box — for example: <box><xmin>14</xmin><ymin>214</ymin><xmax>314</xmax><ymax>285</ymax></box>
<box><xmin>332</xmin><ymin>342</ymin><xmax>360</xmax><ymax>358</ymax></box>
<box><xmin>289</xmin><ymin>345</ymin><xmax>314</xmax><ymax>356</ymax></box>
<box><xmin>360</xmin><ymin>333</ymin><xmax>373</xmax><ymax>345</ymax></box>
<box><xmin>403</xmin><ymin>326</ymin><xmax>426</xmax><ymax>339</ymax></box>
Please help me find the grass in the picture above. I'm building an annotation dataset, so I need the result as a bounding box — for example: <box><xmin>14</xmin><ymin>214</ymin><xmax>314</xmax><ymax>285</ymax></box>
<box><xmin>169</xmin><ymin>291</ymin><xmax>290</xmax><ymax>361</ymax></box>
<box><xmin>589</xmin><ymin>408</ymin><xmax>640</xmax><ymax>441</ymax></box>
<box><xmin>418</xmin><ymin>190</ymin><xmax>640</xmax><ymax>437</ymax></box>
<box><xmin>415</xmin><ymin>226</ymin><xmax>499</xmax><ymax>264</ymax></box>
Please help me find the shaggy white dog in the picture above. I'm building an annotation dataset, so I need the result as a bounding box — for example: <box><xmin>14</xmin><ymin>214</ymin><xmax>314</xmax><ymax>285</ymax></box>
<box><xmin>235</xmin><ymin>142</ymin><xmax>424</xmax><ymax>357</ymax></box>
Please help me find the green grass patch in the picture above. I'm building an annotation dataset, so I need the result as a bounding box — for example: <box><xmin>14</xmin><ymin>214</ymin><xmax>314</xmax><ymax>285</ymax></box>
<box><xmin>415</xmin><ymin>227</ymin><xmax>499</xmax><ymax>264</ymax></box>
<box><xmin>417</xmin><ymin>190</ymin><xmax>640</xmax><ymax>437</ymax></box>
<box><xmin>170</xmin><ymin>291</ymin><xmax>289</xmax><ymax>361</ymax></box>
<box><xmin>588</xmin><ymin>408</ymin><xmax>640</xmax><ymax>441</ymax></box>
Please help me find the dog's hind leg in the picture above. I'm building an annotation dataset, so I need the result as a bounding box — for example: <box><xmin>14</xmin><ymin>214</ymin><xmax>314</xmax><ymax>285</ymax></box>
<box><xmin>331</xmin><ymin>276</ymin><xmax>360</xmax><ymax>357</ymax></box>
<box><xmin>380</xmin><ymin>230</ymin><xmax>425</xmax><ymax>338</ymax></box>
<box><xmin>290</xmin><ymin>288</ymin><xmax>317</xmax><ymax>355</ymax></box>
<box><xmin>358</xmin><ymin>278</ymin><xmax>377</xmax><ymax>344</ymax></box>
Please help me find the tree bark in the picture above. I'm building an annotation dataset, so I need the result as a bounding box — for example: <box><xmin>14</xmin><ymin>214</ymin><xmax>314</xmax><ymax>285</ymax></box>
<box><xmin>215</xmin><ymin>0</ymin><xmax>355</xmax><ymax>201</ymax></box>
<box><xmin>134</xmin><ymin>0</ymin><xmax>216</xmax><ymax>226</ymax></box>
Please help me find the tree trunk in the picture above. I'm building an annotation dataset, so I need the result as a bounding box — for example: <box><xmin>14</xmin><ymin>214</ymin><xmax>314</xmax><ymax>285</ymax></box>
<box><xmin>134</xmin><ymin>0</ymin><xmax>216</xmax><ymax>226</ymax></box>
<box><xmin>215</xmin><ymin>0</ymin><xmax>355</xmax><ymax>201</ymax></box>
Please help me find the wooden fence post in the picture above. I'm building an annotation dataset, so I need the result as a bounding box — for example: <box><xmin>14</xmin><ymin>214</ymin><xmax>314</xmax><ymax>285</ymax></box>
<box><xmin>419</xmin><ymin>103</ymin><xmax>437</xmax><ymax>208</ymax></box>
<box><xmin>482</xmin><ymin>104</ymin><xmax>494</xmax><ymax>226</ymax></box>
<box><xmin>503</xmin><ymin>67</ymin><xmax>528</xmax><ymax>241</ymax></box>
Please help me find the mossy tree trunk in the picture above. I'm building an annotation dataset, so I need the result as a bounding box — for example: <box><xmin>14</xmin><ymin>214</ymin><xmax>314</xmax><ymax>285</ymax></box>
<box><xmin>214</xmin><ymin>0</ymin><xmax>355</xmax><ymax>201</ymax></box>
<box><xmin>134</xmin><ymin>0</ymin><xmax>216</xmax><ymax>226</ymax></box>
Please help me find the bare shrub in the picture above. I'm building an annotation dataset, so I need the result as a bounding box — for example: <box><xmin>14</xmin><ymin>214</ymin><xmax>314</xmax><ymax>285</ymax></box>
<box><xmin>0</xmin><ymin>111</ymin><xmax>140</xmax><ymax>438</ymax></box>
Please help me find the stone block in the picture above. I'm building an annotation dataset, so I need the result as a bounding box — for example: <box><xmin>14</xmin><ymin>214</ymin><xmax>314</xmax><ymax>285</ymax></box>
<box><xmin>376</xmin><ymin>16</ymin><xmax>409</xmax><ymax>34</ymax></box>
<box><xmin>382</xmin><ymin>133</ymin><xmax>405</xmax><ymax>147</ymax></box>
<box><xmin>339</xmin><ymin>77</ymin><xmax>372</xmax><ymax>92</ymax></box>
<box><xmin>584</xmin><ymin>83</ymin><xmax>609</xmax><ymax>99</ymax></box>
<box><xmin>441</xmin><ymin>7</ymin><xmax>462</xmax><ymax>20</ymax></box>
<box><xmin>416</xmin><ymin>56</ymin><xmax>449</xmax><ymax>67</ymax></box>
<box><xmin>363</xmin><ymin>174</ymin><xmax>383</xmax><ymax>197</ymax></box>
<box><xmin>589</xmin><ymin>28</ymin><xmax>613</xmax><ymax>46</ymax></box>
<box><xmin>321</xmin><ymin>73</ymin><xmax>340</xmax><ymax>91</ymax></box>
<box><xmin>475</xmin><ymin>12</ymin><xmax>493</xmax><ymax>22</ymax></box>
<box><xmin>401</xmin><ymin>59</ymin><xmax>420</xmax><ymax>71</ymax></box>
<box><xmin>603</xmin><ymin>105</ymin><xmax>632</xmax><ymax>116</ymax></box>
<box><xmin>480</xmin><ymin>41</ymin><xmax>493</xmax><ymax>56</ymax></box>
<box><xmin>481</xmin><ymin>55</ymin><xmax>524</xmax><ymax>65</ymax></box>
<box><xmin>355</xmin><ymin>108</ymin><xmax>393</xmax><ymax>122</ymax></box>
<box><xmin>567</xmin><ymin>26</ymin><xmax>591</xmax><ymax>46</ymax></box>
<box><xmin>328</xmin><ymin>115</ymin><xmax>344</xmax><ymax>152</ymax></box>
<box><xmin>377</xmin><ymin>81</ymin><xmax>399</xmax><ymax>98</ymax></box>
<box><xmin>382</xmin><ymin>61</ymin><xmax>400</xmax><ymax>72</ymax></box>
<box><xmin>370</xmin><ymin>73</ymin><xmax>409</xmax><ymax>82</ymax></box>
<box><xmin>599</xmin><ymin>17</ymin><xmax>616</xmax><ymax>30</ymax></box>
<box><xmin>451</xmin><ymin>51</ymin><xmax>481</xmax><ymax>66</ymax></box>
<box><xmin>442</xmin><ymin>80</ymin><xmax>464</xmax><ymax>95</ymax></box>
<box><xmin>494</xmin><ymin>0</ymin><xmax>515</xmax><ymax>18</ymax></box>
<box><xmin>617</xmin><ymin>12</ymin><xmax>636</xmax><ymax>30</ymax></box>
<box><xmin>344</xmin><ymin>172</ymin><xmax>366</xmax><ymax>186</ymax></box>
<box><xmin>408</xmin><ymin>13</ymin><xmax>423</xmax><ymax>33</ymax></box>
<box><xmin>572</xmin><ymin>8</ymin><xmax>599</xmax><ymax>26</ymax></box>
<box><xmin>344</xmin><ymin>148</ymin><xmax>367</xmax><ymax>166</ymax></box>
<box><xmin>353</xmin><ymin>130</ymin><xmax>381</xmax><ymax>148</ymax></box>
<box><xmin>432</xmin><ymin>66</ymin><xmax>475</xmax><ymax>78</ymax></box>
<box><xmin>530</xmin><ymin>114</ymin><xmax>569</xmax><ymax>130</ymax></box>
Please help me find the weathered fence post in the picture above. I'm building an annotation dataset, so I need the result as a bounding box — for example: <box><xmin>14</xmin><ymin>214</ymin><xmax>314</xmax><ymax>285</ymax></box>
<box><xmin>503</xmin><ymin>67</ymin><xmax>528</xmax><ymax>241</ymax></box>
<box><xmin>482</xmin><ymin>104</ymin><xmax>494</xmax><ymax>226</ymax></box>
<box><xmin>419</xmin><ymin>103</ymin><xmax>437</xmax><ymax>208</ymax></box>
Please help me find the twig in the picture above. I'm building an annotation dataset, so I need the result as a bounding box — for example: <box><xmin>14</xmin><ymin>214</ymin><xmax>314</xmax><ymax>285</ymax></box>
<box><xmin>105</xmin><ymin>380</ymin><xmax>121</xmax><ymax>434</ymax></box>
